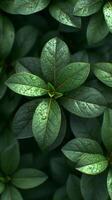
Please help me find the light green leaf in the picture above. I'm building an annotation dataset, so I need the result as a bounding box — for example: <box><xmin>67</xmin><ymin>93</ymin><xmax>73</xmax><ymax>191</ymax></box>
<box><xmin>0</xmin><ymin>0</ymin><xmax>50</xmax><ymax>15</ymax></box>
<box><xmin>87</xmin><ymin>12</ymin><xmax>109</xmax><ymax>45</ymax></box>
<box><xmin>61</xmin><ymin>87</ymin><xmax>106</xmax><ymax>118</ymax></box>
<box><xmin>12</xmin><ymin>168</ymin><xmax>48</xmax><ymax>189</ymax></box>
<box><xmin>0</xmin><ymin>138</ymin><xmax>20</xmax><ymax>175</ymax></box>
<box><xmin>41</xmin><ymin>37</ymin><xmax>70</xmax><ymax>83</ymax></box>
<box><xmin>107</xmin><ymin>168</ymin><xmax>112</xmax><ymax>200</ymax></box>
<box><xmin>66</xmin><ymin>174</ymin><xmax>82</xmax><ymax>200</ymax></box>
<box><xmin>49</xmin><ymin>1</ymin><xmax>81</xmax><ymax>28</ymax></box>
<box><xmin>0</xmin><ymin>182</ymin><xmax>5</xmax><ymax>194</ymax></box>
<box><xmin>6</xmin><ymin>72</ymin><xmax>48</xmax><ymax>97</ymax></box>
<box><xmin>81</xmin><ymin>172</ymin><xmax>109</xmax><ymax>200</ymax></box>
<box><xmin>0</xmin><ymin>15</ymin><xmax>15</xmax><ymax>58</ymax></box>
<box><xmin>13</xmin><ymin>100</ymin><xmax>41</xmax><ymax>139</ymax></box>
<box><xmin>32</xmin><ymin>98</ymin><xmax>61</xmax><ymax>149</ymax></box>
<box><xmin>93</xmin><ymin>63</ymin><xmax>112</xmax><ymax>87</ymax></box>
<box><xmin>62</xmin><ymin>138</ymin><xmax>103</xmax><ymax>163</ymax></box>
<box><xmin>103</xmin><ymin>2</ymin><xmax>112</xmax><ymax>33</ymax></box>
<box><xmin>73</xmin><ymin>0</ymin><xmax>103</xmax><ymax>16</ymax></box>
<box><xmin>102</xmin><ymin>109</ymin><xmax>112</xmax><ymax>152</ymax></box>
<box><xmin>76</xmin><ymin>154</ymin><xmax>108</xmax><ymax>175</ymax></box>
<box><xmin>1</xmin><ymin>186</ymin><xmax>23</xmax><ymax>200</ymax></box>
<box><xmin>56</xmin><ymin>63</ymin><xmax>90</xmax><ymax>93</ymax></box>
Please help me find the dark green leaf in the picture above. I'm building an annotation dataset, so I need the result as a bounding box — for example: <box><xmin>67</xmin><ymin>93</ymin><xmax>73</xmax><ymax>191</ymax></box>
<box><xmin>12</xmin><ymin>168</ymin><xmax>48</xmax><ymax>189</ymax></box>
<box><xmin>61</xmin><ymin>87</ymin><xmax>106</xmax><ymax>118</ymax></box>
<box><xmin>81</xmin><ymin>172</ymin><xmax>109</xmax><ymax>200</ymax></box>
<box><xmin>87</xmin><ymin>12</ymin><xmax>109</xmax><ymax>45</ymax></box>
<box><xmin>32</xmin><ymin>98</ymin><xmax>61</xmax><ymax>149</ymax></box>
<box><xmin>102</xmin><ymin>109</ymin><xmax>112</xmax><ymax>152</ymax></box>
<box><xmin>56</xmin><ymin>63</ymin><xmax>90</xmax><ymax>93</ymax></box>
<box><xmin>0</xmin><ymin>182</ymin><xmax>5</xmax><ymax>194</ymax></box>
<box><xmin>1</xmin><ymin>186</ymin><xmax>23</xmax><ymax>200</ymax></box>
<box><xmin>66</xmin><ymin>174</ymin><xmax>82</xmax><ymax>200</ymax></box>
<box><xmin>53</xmin><ymin>186</ymin><xmax>69</xmax><ymax>200</ymax></box>
<box><xmin>0</xmin><ymin>15</ymin><xmax>15</xmax><ymax>58</ymax></box>
<box><xmin>6</xmin><ymin>72</ymin><xmax>48</xmax><ymax>97</ymax></box>
<box><xmin>12</xmin><ymin>100</ymin><xmax>41</xmax><ymax>139</ymax></box>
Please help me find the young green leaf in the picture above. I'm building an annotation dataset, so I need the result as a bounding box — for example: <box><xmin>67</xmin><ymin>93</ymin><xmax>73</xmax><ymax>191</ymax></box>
<box><xmin>81</xmin><ymin>172</ymin><xmax>109</xmax><ymax>200</ymax></box>
<box><xmin>32</xmin><ymin>98</ymin><xmax>61</xmax><ymax>149</ymax></box>
<box><xmin>87</xmin><ymin>12</ymin><xmax>109</xmax><ymax>45</ymax></box>
<box><xmin>12</xmin><ymin>100</ymin><xmax>41</xmax><ymax>139</ymax></box>
<box><xmin>0</xmin><ymin>139</ymin><xmax>20</xmax><ymax>175</ymax></box>
<box><xmin>76</xmin><ymin>154</ymin><xmax>108</xmax><ymax>175</ymax></box>
<box><xmin>1</xmin><ymin>186</ymin><xmax>23</xmax><ymax>200</ymax></box>
<box><xmin>103</xmin><ymin>2</ymin><xmax>112</xmax><ymax>33</ymax></box>
<box><xmin>56</xmin><ymin>63</ymin><xmax>90</xmax><ymax>93</ymax></box>
<box><xmin>0</xmin><ymin>0</ymin><xmax>50</xmax><ymax>15</ymax></box>
<box><xmin>66</xmin><ymin>174</ymin><xmax>82</xmax><ymax>200</ymax></box>
<box><xmin>73</xmin><ymin>0</ymin><xmax>103</xmax><ymax>16</ymax></box>
<box><xmin>62</xmin><ymin>138</ymin><xmax>103</xmax><ymax>163</ymax></box>
<box><xmin>12</xmin><ymin>168</ymin><xmax>48</xmax><ymax>189</ymax></box>
<box><xmin>0</xmin><ymin>15</ymin><xmax>15</xmax><ymax>59</ymax></box>
<box><xmin>107</xmin><ymin>168</ymin><xmax>112</xmax><ymax>200</ymax></box>
<box><xmin>41</xmin><ymin>37</ymin><xmax>70</xmax><ymax>83</ymax></box>
<box><xmin>102</xmin><ymin>109</ymin><xmax>112</xmax><ymax>152</ymax></box>
<box><xmin>6</xmin><ymin>72</ymin><xmax>48</xmax><ymax>97</ymax></box>
<box><xmin>61</xmin><ymin>87</ymin><xmax>106</xmax><ymax>118</ymax></box>
<box><xmin>93</xmin><ymin>63</ymin><xmax>112</xmax><ymax>87</ymax></box>
<box><xmin>49</xmin><ymin>1</ymin><xmax>81</xmax><ymax>28</ymax></box>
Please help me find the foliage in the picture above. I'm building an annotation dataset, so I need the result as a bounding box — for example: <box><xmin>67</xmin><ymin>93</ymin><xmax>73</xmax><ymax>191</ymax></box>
<box><xmin>0</xmin><ymin>0</ymin><xmax>112</xmax><ymax>199</ymax></box>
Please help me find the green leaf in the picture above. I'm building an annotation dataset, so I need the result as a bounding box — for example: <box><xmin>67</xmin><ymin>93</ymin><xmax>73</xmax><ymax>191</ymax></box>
<box><xmin>41</xmin><ymin>37</ymin><xmax>70</xmax><ymax>83</ymax></box>
<box><xmin>0</xmin><ymin>138</ymin><xmax>20</xmax><ymax>175</ymax></box>
<box><xmin>103</xmin><ymin>2</ymin><xmax>112</xmax><ymax>33</ymax></box>
<box><xmin>0</xmin><ymin>15</ymin><xmax>15</xmax><ymax>59</ymax></box>
<box><xmin>76</xmin><ymin>154</ymin><xmax>108</xmax><ymax>175</ymax></box>
<box><xmin>81</xmin><ymin>172</ymin><xmax>109</xmax><ymax>200</ymax></box>
<box><xmin>12</xmin><ymin>100</ymin><xmax>41</xmax><ymax>139</ymax></box>
<box><xmin>50</xmin><ymin>156</ymin><xmax>69</xmax><ymax>185</ymax></box>
<box><xmin>0</xmin><ymin>0</ymin><xmax>50</xmax><ymax>15</ymax></box>
<box><xmin>6</xmin><ymin>72</ymin><xmax>48</xmax><ymax>97</ymax></box>
<box><xmin>12</xmin><ymin>168</ymin><xmax>48</xmax><ymax>189</ymax></box>
<box><xmin>56</xmin><ymin>63</ymin><xmax>90</xmax><ymax>93</ymax></box>
<box><xmin>102</xmin><ymin>109</ymin><xmax>112</xmax><ymax>152</ymax></box>
<box><xmin>62</xmin><ymin>138</ymin><xmax>103</xmax><ymax>163</ymax></box>
<box><xmin>70</xmin><ymin>115</ymin><xmax>101</xmax><ymax>142</ymax></box>
<box><xmin>53</xmin><ymin>186</ymin><xmax>69</xmax><ymax>200</ymax></box>
<box><xmin>93</xmin><ymin>63</ymin><xmax>112</xmax><ymax>87</ymax></box>
<box><xmin>66</xmin><ymin>174</ymin><xmax>82</xmax><ymax>200</ymax></box>
<box><xmin>73</xmin><ymin>0</ymin><xmax>103</xmax><ymax>16</ymax></box>
<box><xmin>32</xmin><ymin>98</ymin><xmax>61</xmax><ymax>149</ymax></box>
<box><xmin>12</xmin><ymin>26</ymin><xmax>38</xmax><ymax>59</ymax></box>
<box><xmin>107</xmin><ymin>168</ymin><xmax>112</xmax><ymax>200</ymax></box>
<box><xmin>0</xmin><ymin>182</ymin><xmax>5</xmax><ymax>194</ymax></box>
<box><xmin>1</xmin><ymin>186</ymin><xmax>23</xmax><ymax>200</ymax></box>
<box><xmin>49</xmin><ymin>1</ymin><xmax>81</xmax><ymax>28</ymax></box>
<box><xmin>61</xmin><ymin>87</ymin><xmax>106</xmax><ymax>118</ymax></box>
<box><xmin>87</xmin><ymin>12</ymin><xmax>109</xmax><ymax>45</ymax></box>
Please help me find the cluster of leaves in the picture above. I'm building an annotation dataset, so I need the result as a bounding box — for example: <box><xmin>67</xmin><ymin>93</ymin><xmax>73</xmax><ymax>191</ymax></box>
<box><xmin>1</xmin><ymin>0</ymin><xmax>112</xmax><ymax>199</ymax></box>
